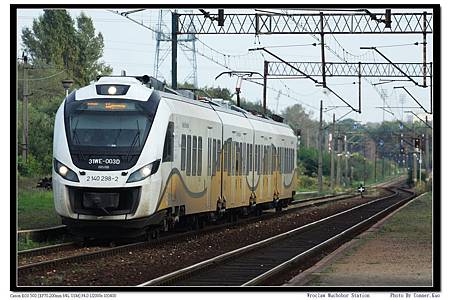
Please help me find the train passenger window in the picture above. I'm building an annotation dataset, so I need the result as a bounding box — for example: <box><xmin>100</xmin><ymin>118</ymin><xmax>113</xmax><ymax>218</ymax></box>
<box><xmin>249</xmin><ymin>144</ymin><xmax>253</xmax><ymax>172</ymax></box>
<box><xmin>198</xmin><ymin>137</ymin><xmax>202</xmax><ymax>176</ymax></box>
<box><xmin>272</xmin><ymin>146</ymin><xmax>276</xmax><ymax>173</ymax></box>
<box><xmin>239</xmin><ymin>142</ymin><xmax>242</xmax><ymax>175</ymax></box>
<box><xmin>181</xmin><ymin>134</ymin><xmax>186</xmax><ymax>171</ymax></box>
<box><xmin>277</xmin><ymin>147</ymin><xmax>280</xmax><ymax>172</ymax></box>
<box><xmin>224</xmin><ymin>140</ymin><xmax>228</xmax><ymax>172</ymax></box>
<box><xmin>212</xmin><ymin>139</ymin><xmax>217</xmax><ymax>176</ymax></box>
<box><xmin>207</xmin><ymin>138</ymin><xmax>211</xmax><ymax>176</ymax></box>
<box><xmin>256</xmin><ymin>145</ymin><xmax>260</xmax><ymax>175</ymax></box>
<box><xmin>288</xmin><ymin>148</ymin><xmax>291</xmax><ymax>173</ymax></box>
<box><xmin>262</xmin><ymin>146</ymin><xmax>265</xmax><ymax>175</ymax></box>
<box><xmin>217</xmin><ymin>140</ymin><xmax>221</xmax><ymax>172</ymax></box>
<box><xmin>186</xmin><ymin>135</ymin><xmax>191</xmax><ymax>176</ymax></box>
<box><xmin>228</xmin><ymin>140</ymin><xmax>232</xmax><ymax>176</ymax></box>
<box><xmin>162</xmin><ymin>122</ymin><xmax>174</xmax><ymax>162</ymax></box>
<box><xmin>255</xmin><ymin>145</ymin><xmax>258</xmax><ymax>175</ymax></box>
<box><xmin>231</xmin><ymin>142</ymin><xmax>235</xmax><ymax>176</ymax></box>
<box><xmin>291</xmin><ymin>148</ymin><xmax>293</xmax><ymax>172</ymax></box>
<box><xmin>192</xmin><ymin>136</ymin><xmax>197</xmax><ymax>176</ymax></box>
<box><xmin>289</xmin><ymin>149</ymin><xmax>293</xmax><ymax>173</ymax></box>
<box><xmin>289</xmin><ymin>148</ymin><xmax>291</xmax><ymax>173</ymax></box>
<box><xmin>246</xmin><ymin>143</ymin><xmax>249</xmax><ymax>175</ymax></box>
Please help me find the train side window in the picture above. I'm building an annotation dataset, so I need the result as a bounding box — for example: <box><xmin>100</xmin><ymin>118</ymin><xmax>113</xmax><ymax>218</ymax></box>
<box><xmin>186</xmin><ymin>135</ymin><xmax>192</xmax><ymax>176</ymax></box>
<box><xmin>212</xmin><ymin>139</ymin><xmax>217</xmax><ymax>176</ymax></box>
<box><xmin>231</xmin><ymin>142</ymin><xmax>235</xmax><ymax>176</ymax></box>
<box><xmin>255</xmin><ymin>145</ymin><xmax>258</xmax><ymax>175</ymax></box>
<box><xmin>287</xmin><ymin>148</ymin><xmax>289</xmax><ymax>173</ymax></box>
<box><xmin>217</xmin><ymin>139</ymin><xmax>221</xmax><ymax>172</ymax></box>
<box><xmin>285</xmin><ymin>147</ymin><xmax>287</xmax><ymax>174</ymax></box>
<box><xmin>265</xmin><ymin>146</ymin><xmax>268</xmax><ymax>175</ymax></box>
<box><xmin>162</xmin><ymin>122</ymin><xmax>174</xmax><ymax>162</ymax></box>
<box><xmin>288</xmin><ymin>148</ymin><xmax>291</xmax><ymax>173</ymax></box>
<box><xmin>224</xmin><ymin>140</ymin><xmax>228</xmax><ymax>172</ymax></box>
<box><xmin>292</xmin><ymin>148</ymin><xmax>295</xmax><ymax>171</ymax></box>
<box><xmin>192</xmin><ymin>136</ymin><xmax>197</xmax><ymax>176</ymax></box>
<box><xmin>250</xmin><ymin>144</ymin><xmax>253</xmax><ymax>172</ymax></box>
<box><xmin>235</xmin><ymin>142</ymin><xmax>239</xmax><ymax>175</ymax></box>
<box><xmin>246</xmin><ymin>143</ymin><xmax>250</xmax><ymax>175</ymax></box>
<box><xmin>207</xmin><ymin>138</ymin><xmax>211</xmax><ymax>176</ymax></box>
<box><xmin>277</xmin><ymin>147</ymin><xmax>280</xmax><ymax>172</ymax></box>
<box><xmin>238</xmin><ymin>142</ymin><xmax>242</xmax><ymax>175</ymax></box>
<box><xmin>271</xmin><ymin>145</ymin><xmax>276</xmax><ymax>173</ymax></box>
<box><xmin>262</xmin><ymin>145</ymin><xmax>265</xmax><ymax>175</ymax></box>
<box><xmin>290</xmin><ymin>148</ymin><xmax>292</xmax><ymax>172</ymax></box>
<box><xmin>257</xmin><ymin>145</ymin><xmax>260</xmax><ymax>175</ymax></box>
<box><xmin>228</xmin><ymin>140</ymin><xmax>232</xmax><ymax>176</ymax></box>
<box><xmin>198</xmin><ymin>137</ymin><xmax>202</xmax><ymax>176</ymax></box>
<box><xmin>181</xmin><ymin>134</ymin><xmax>186</xmax><ymax>171</ymax></box>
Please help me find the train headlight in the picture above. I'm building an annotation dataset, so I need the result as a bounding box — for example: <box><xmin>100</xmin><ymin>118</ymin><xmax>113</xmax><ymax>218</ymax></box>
<box><xmin>127</xmin><ymin>160</ymin><xmax>160</xmax><ymax>183</ymax></box>
<box><xmin>108</xmin><ymin>86</ymin><xmax>117</xmax><ymax>95</ymax></box>
<box><xmin>54</xmin><ymin>159</ymin><xmax>79</xmax><ymax>182</ymax></box>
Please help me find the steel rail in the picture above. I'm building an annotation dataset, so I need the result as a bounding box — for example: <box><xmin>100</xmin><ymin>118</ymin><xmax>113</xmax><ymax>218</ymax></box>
<box><xmin>18</xmin><ymin>242</ymin><xmax>76</xmax><ymax>258</ymax></box>
<box><xmin>17</xmin><ymin>189</ymin><xmax>375</xmax><ymax>275</ymax></box>
<box><xmin>138</xmin><ymin>187</ymin><xmax>407</xmax><ymax>286</ymax></box>
<box><xmin>243</xmin><ymin>188</ymin><xmax>415</xmax><ymax>285</ymax></box>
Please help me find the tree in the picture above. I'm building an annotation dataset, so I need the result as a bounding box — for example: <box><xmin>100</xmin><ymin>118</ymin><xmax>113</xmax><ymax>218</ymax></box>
<box><xmin>21</xmin><ymin>10</ymin><xmax>111</xmax><ymax>86</ymax></box>
<box><xmin>282</xmin><ymin>104</ymin><xmax>319</xmax><ymax>149</ymax></box>
<box><xmin>73</xmin><ymin>13</ymin><xmax>112</xmax><ymax>85</ymax></box>
<box><xmin>18</xmin><ymin>10</ymin><xmax>112</xmax><ymax>176</ymax></box>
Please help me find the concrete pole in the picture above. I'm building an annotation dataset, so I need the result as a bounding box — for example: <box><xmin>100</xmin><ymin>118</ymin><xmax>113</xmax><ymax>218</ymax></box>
<box><xmin>336</xmin><ymin>134</ymin><xmax>341</xmax><ymax>188</ymax></box>
<box><xmin>171</xmin><ymin>12</ymin><xmax>178</xmax><ymax>89</ymax></box>
<box><xmin>22</xmin><ymin>56</ymin><xmax>29</xmax><ymax>162</ymax></box>
<box><xmin>413</xmin><ymin>125</ymin><xmax>417</xmax><ymax>185</ymax></box>
<box><xmin>318</xmin><ymin>100</ymin><xmax>323</xmax><ymax>193</ymax></box>
<box><xmin>344</xmin><ymin>135</ymin><xmax>348</xmax><ymax>186</ymax></box>
<box><xmin>330</xmin><ymin>114</ymin><xmax>335</xmax><ymax>191</ymax></box>
<box><xmin>425</xmin><ymin>115</ymin><xmax>430</xmax><ymax>172</ymax></box>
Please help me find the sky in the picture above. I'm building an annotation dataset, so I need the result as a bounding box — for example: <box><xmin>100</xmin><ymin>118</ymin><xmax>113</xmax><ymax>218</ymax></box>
<box><xmin>16</xmin><ymin>7</ymin><xmax>434</xmax><ymax>124</ymax></box>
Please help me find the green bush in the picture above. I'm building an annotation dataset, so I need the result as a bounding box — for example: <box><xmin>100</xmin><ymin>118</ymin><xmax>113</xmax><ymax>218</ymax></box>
<box><xmin>17</xmin><ymin>154</ymin><xmax>45</xmax><ymax>177</ymax></box>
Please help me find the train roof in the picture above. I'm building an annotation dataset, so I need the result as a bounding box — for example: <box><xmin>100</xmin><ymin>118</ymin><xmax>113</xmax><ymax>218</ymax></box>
<box><xmin>74</xmin><ymin>75</ymin><xmax>294</xmax><ymax>133</ymax></box>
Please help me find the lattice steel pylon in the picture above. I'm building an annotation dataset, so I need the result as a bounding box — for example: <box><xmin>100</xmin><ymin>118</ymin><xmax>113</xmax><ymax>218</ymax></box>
<box><xmin>154</xmin><ymin>9</ymin><xmax>198</xmax><ymax>88</ymax></box>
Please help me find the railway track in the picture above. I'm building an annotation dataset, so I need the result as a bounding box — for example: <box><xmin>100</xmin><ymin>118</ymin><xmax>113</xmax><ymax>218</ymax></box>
<box><xmin>17</xmin><ymin>175</ymin><xmax>403</xmax><ymax>247</ymax></box>
<box><xmin>17</xmin><ymin>189</ymin><xmax>374</xmax><ymax>275</ymax></box>
<box><xmin>138</xmin><ymin>186</ymin><xmax>415</xmax><ymax>286</ymax></box>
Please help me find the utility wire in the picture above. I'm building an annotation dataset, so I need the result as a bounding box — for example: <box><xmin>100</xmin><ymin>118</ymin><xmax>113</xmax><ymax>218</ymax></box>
<box><xmin>17</xmin><ymin>70</ymin><xmax>66</xmax><ymax>81</ymax></box>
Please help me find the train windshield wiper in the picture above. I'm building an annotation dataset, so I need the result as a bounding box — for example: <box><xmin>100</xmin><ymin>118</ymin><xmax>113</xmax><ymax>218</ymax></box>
<box><xmin>72</xmin><ymin>119</ymin><xmax>87</xmax><ymax>161</ymax></box>
<box><xmin>126</xmin><ymin>120</ymin><xmax>141</xmax><ymax>161</ymax></box>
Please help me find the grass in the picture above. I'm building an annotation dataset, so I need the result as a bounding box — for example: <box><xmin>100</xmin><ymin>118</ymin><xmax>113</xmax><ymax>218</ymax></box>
<box><xmin>17</xmin><ymin>236</ymin><xmax>67</xmax><ymax>251</ymax></box>
<box><xmin>17</xmin><ymin>176</ymin><xmax>61</xmax><ymax>230</ymax></box>
<box><xmin>377</xmin><ymin>192</ymin><xmax>432</xmax><ymax>241</ymax></box>
<box><xmin>17</xmin><ymin>189</ymin><xmax>61</xmax><ymax>230</ymax></box>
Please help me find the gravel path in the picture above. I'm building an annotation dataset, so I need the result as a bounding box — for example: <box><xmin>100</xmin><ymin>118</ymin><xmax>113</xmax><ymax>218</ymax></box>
<box><xmin>18</xmin><ymin>192</ymin><xmax>385</xmax><ymax>286</ymax></box>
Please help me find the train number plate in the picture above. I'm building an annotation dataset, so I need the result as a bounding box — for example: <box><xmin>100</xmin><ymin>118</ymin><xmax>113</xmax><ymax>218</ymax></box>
<box><xmin>86</xmin><ymin>175</ymin><xmax>119</xmax><ymax>182</ymax></box>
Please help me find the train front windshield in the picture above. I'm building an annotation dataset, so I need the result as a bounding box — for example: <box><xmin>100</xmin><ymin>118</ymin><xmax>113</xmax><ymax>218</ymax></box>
<box><xmin>64</xmin><ymin>99</ymin><xmax>158</xmax><ymax>170</ymax></box>
<box><xmin>68</xmin><ymin>101</ymin><xmax>151</xmax><ymax>148</ymax></box>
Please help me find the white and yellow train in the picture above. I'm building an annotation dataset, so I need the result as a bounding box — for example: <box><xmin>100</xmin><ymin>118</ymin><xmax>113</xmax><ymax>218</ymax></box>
<box><xmin>52</xmin><ymin>76</ymin><xmax>298</xmax><ymax>238</ymax></box>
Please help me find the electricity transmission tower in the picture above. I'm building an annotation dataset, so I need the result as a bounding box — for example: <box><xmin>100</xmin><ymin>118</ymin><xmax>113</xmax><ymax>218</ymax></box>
<box><xmin>154</xmin><ymin>9</ymin><xmax>198</xmax><ymax>88</ymax></box>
